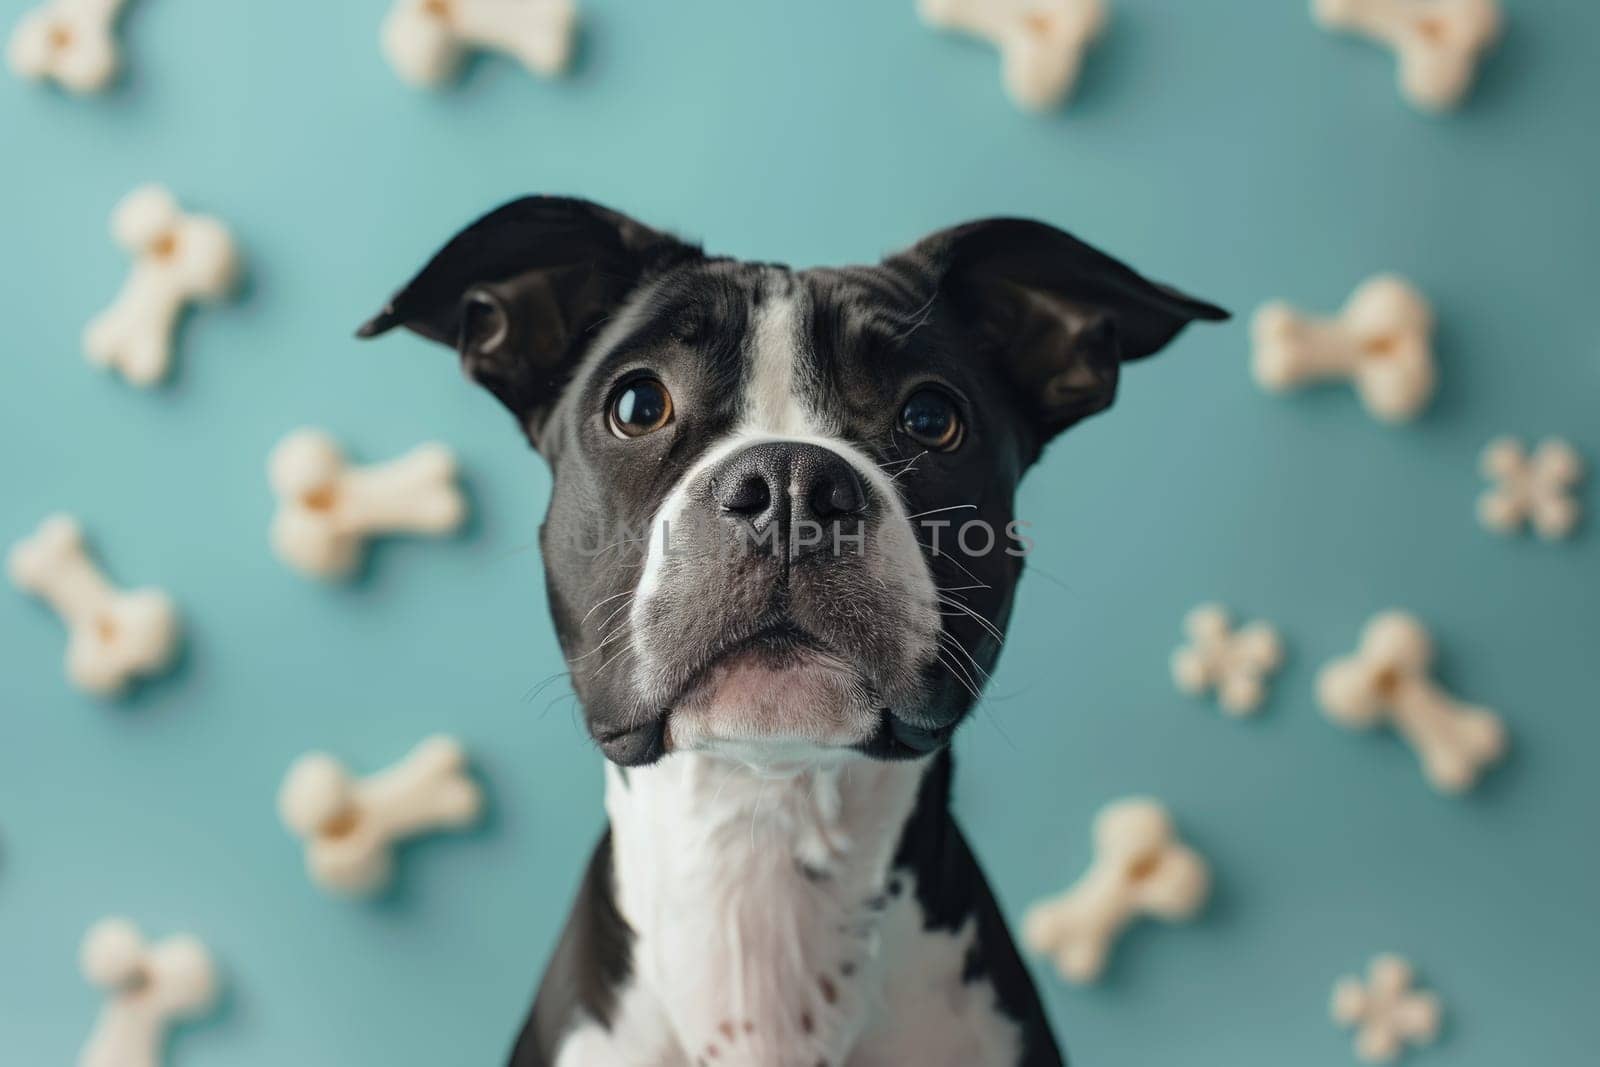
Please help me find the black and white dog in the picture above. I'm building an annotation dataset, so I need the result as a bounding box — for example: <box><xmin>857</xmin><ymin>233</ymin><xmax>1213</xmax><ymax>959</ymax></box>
<box><xmin>360</xmin><ymin>197</ymin><xmax>1225</xmax><ymax>1067</ymax></box>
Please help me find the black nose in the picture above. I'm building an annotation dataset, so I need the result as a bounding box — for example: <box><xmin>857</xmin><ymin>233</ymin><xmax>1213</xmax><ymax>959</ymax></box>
<box><xmin>711</xmin><ymin>442</ymin><xmax>867</xmax><ymax>555</ymax></box>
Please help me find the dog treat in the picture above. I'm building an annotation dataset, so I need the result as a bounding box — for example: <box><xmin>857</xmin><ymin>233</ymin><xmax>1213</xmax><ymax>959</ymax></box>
<box><xmin>1314</xmin><ymin>0</ymin><xmax>1501</xmax><ymax>112</ymax></box>
<box><xmin>1022</xmin><ymin>798</ymin><xmax>1209</xmax><ymax>984</ymax></box>
<box><xmin>268</xmin><ymin>428</ymin><xmax>466</xmax><ymax>580</ymax></box>
<box><xmin>1318</xmin><ymin>611</ymin><xmax>1506</xmax><ymax>793</ymax></box>
<box><xmin>1478</xmin><ymin>436</ymin><xmax>1584</xmax><ymax>540</ymax></box>
<box><xmin>382</xmin><ymin>0</ymin><xmax>577</xmax><ymax>87</ymax></box>
<box><xmin>917</xmin><ymin>0</ymin><xmax>1108</xmax><ymax>111</ymax></box>
<box><xmin>1252</xmin><ymin>275</ymin><xmax>1435</xmax><ymax>424</ymax></box>
<box><xmin>79</xmin><ymin>917</ymin><xmax>218</xmax><ymax>1067</ymax></box>
<box><xmin>8</xmin><ymin>514</ymin><xmax>179</xmax><ymax>696</ymax></box>
<box><xmin>278</xmin><ymin>735</ymin><xmax>483</xmax><ymax>896</ymax></box>
<box><xmin>1171</xmin><ymin>603</ymin><xmax>1284</xmax><ymax>716</ymax></box>
<box><xmin>1332</xmin><ymin>954</ymin><xmax>1443</xmax><ymax>1063</ymax></box>
<box><xmin>83</xmin><ymin>185</ymin><xmax>240</xmax><ymax>387</ymax></box>
<box><xmin>7</xmin><ymin>0</ymin><xmax>127</xmax><ymax>93</ymax></box>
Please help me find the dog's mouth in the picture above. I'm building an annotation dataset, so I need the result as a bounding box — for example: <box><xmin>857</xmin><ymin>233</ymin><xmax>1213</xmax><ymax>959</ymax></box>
<box><xmin>589</xmin><ymin>616</ymin><xmax>945</xmax><ymax>766</ymax></box>
<box><xmin>668</xmin><ymin>618</ymin><xmax>842</xmax><ymax>701</ymax></box>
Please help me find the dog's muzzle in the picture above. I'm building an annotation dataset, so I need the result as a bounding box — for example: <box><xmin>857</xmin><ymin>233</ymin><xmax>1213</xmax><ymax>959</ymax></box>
<box><xmin>619</xmin><ymin>437</ymin><xmax>939</xmax><ymax>764</ymax></box>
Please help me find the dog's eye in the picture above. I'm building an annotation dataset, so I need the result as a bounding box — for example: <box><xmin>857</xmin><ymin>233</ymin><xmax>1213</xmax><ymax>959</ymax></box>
<box><xmin>900</xmin><ymin>388</ymin><xmax>964</xmax><ymax>452</ymax></box>
<box><xmin>609</xmin><ymin>377</ymin><xmax>675</xmax><ymax>439</ymax></box>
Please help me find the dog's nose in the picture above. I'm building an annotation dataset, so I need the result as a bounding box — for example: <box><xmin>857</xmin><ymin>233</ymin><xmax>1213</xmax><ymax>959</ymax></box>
<box><xmin>711</xmin><ymin>442</ymin><xmax>866</xmax><ymax>553</ymax></box>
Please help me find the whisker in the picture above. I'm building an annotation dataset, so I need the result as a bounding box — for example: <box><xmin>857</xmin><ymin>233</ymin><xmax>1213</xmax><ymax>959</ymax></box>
<box><xmin>585</xmin><ymin>536</ymin><xmax>649</xmax><ymax>560</ymax></box>
<box><xmin>536</xmin><ymin>688</ymin><xmax>580</xmax><ymax>723</ymax></box>
<box><xmin>568</xmin><ymin>625</ymin><xmax>633</xmax><ymax>663</ymax></box>
<box><xmin>877</xmin><ymin>449</ymin><xmax>924</xmax><ymax>471</ymax></box>
<box><xmin>490</xmin><ymin>538</ymin><xmax>541</xmax><ymax>562</ymax></box>
<box><xmin>936</xmin><ymin>594</ymin><xmax>1007</xmax><ymax>645</ymax></box>
<box><xmin>916</xmin><ymin>539</ymin><xmax>988</xmax><ymax>590</ymax></box>
<box><xmin>906</xmin><ymin>504</ymin><xmax>978</xmax><ymax>520</ymax></box>
<box><xmin>579</xmin><ymin>589</ymin><xmax>633</xmax><ymax>627</ymax></box>
<box><xmin>937</xmin><ymin>610</ymin><xmax>1006</xmax><ymax>653</ymax></box>
<box><xmin>934</xmin><ymin>649</ymin><xmax>982</xmax><ymax>702</ymax></box>
<box><xmin>886</xmin><ymin>288</ymin><xmax>939</xmax><ymax>345</ymax></box>
<box><xmin>589</xmin><ymin>641</ymin><xmax>634</xmax><ymax>681</ymax></box>
<box><xmin>938</xmin><ymin>631</ymin><xmax>993</xmax><ymax>686</ymax></box>
<box><xmin>1021</xmin><ymin>558</ymin><xmax>1081</xmax><ymax>597</ymax></box>
<box><xmin>521</xmin><ymin>669</ymin><xmax>572</xmax><ymax>704</ymax></box>
<box><xmin>889</xmin><ymin>456</ymin><xmax>926</xmax><ymax>483</ymax></box>
<box><xmin>595</xmin><ymin>597</ymin><xmax>635</xmax><ymax>636</ymax></box>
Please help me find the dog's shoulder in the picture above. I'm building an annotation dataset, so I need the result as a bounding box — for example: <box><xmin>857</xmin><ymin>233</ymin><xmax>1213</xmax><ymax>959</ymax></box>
<box><xmin>871</xmin><ymin>750</ymin><xmax>1068</xmax><ymax>1067</ymax></box>
<box><xmin>509</xmin><ymin>829</ymin><xmax>633</xmax><ymax>1067</ymax></box>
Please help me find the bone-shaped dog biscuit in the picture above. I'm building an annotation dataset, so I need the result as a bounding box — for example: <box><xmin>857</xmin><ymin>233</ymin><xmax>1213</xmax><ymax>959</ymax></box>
<box><xmin>1022</xmin><ymin>798</ymin><xmax>1209</xmax><ymax>984</ymax></box>
<box><xmin>918</xmin><ymin>0</ymin><xmax>1108</xmax><ymax>111</ymax></box>
<box><xmin>382</xmin><ymin>0</ymin><xmax>578</xmax><ymax>88</ymax></box>
<box><xmin>1478</xmin><ymin>436</ymin><xmax>1584</xmax><ymax>540</ymax></box>
<box><xmin>1332</xmin><ymin>954</ymin><xmax>1443</xmax><ymax>1063</ymax></box>
<box><xmin>8</xmin><ymin>514</ymin><xmax>179</xmax><ymax>696</ymax></box>
<box><xmin>1172</xmin><ymin>603</ymin><xmax>1284</xmax><ymax>715</ymax></box>
<box><xmin>279</xmin><ymin>735</ymin><xmax>484</xmax><ymax>895</ymax></box>
<box><xmin>7</xmin><ymin>0</ymin><xmax>127</xmax><ymax>93</ymax></box>
<box><xmin>83</xmin><ymin>185</ymin><xmax>240</xmax><ymax>387</ymax></box>
<box><xmin>79</xmin><ymin>917</ymin><xmax>218</xmax><ymax>1067</ymax></box>
<box><xmin>1253</xmin><ymin>275</ymin><xmax>1435</xmax><ymax>424</ymax></box>
<box><xmin>1314</xmin><ymin>0</ymin><xmax>1501</xmax><ymax>112</ymax></box>
<box><xmin>1319</xmin><ymin>611</ymin><xmax>1506</xmax><ymax>793</ymax></box>
<box><xmin>269</xmin><ymin>428</ymin><xmax>467</xmax><ymax>580</ymax></box>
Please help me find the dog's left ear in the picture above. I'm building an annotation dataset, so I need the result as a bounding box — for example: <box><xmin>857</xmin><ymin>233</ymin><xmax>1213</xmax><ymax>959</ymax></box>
<box><xmin>357</xmin><ymin>196</ymin><xmax>699</xmax><ymax>447</ymax></box>
<box><xmin>889</xmin><ymin>218</ymin><xmax>1228</xmax><ymax>450</ymax></box>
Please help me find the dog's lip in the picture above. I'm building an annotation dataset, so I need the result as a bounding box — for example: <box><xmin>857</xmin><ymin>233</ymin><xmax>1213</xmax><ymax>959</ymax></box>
<box><xmin>590</xmin><ymin>621</ymin><xmax>851</xmax><ymax>767</ymax></box>
<box><xmin>664</xmin><ymin>618</ymin><xmax>842</xmax><ymax>707</ymax></box>
<box><xmin>597</xmin><ymin>707</ymin><xmax>952</xmax><ymax>766</ymax></box>
<box><xmin>594</xmin><ymin>716</ymin><xmax>668</xmax><ymax>767</ymax></box>
<box><xmin>853</xmin><ymin>712</ymin><xmax>956</xmax><ymax>760</ymax></box>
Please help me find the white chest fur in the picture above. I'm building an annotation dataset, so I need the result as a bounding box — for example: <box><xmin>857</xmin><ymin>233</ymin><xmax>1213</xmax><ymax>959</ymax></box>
<box><xmin>604</xmin><ymin>754</ymin><xmax>924</xmax><ymax>1066</ymax></box>
<box><xmin>555</xmin><ymin>753</ymin><xmax>1028</xmax><ymax>1067</ymax></box>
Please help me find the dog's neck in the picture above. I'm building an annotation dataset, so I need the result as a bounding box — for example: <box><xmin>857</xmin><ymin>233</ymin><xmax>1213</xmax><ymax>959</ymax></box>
<box><xmin>604</xmin><ymin>751</ymin><xmax>931</xmax><ymax>1064</ymax></box>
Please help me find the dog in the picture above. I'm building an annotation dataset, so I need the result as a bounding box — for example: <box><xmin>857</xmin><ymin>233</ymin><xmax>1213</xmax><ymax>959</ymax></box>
<box><xmin>359</xmin><ymin>197</ymin><xmax>1226</xmax><ymax>1066</ymax></box>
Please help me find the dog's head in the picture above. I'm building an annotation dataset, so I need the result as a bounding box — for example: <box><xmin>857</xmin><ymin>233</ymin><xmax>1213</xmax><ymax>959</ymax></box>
<box><xmin>361</xmin><ymin>197</ymin><xmax>1225</xmax><ymax>769</ymax></box>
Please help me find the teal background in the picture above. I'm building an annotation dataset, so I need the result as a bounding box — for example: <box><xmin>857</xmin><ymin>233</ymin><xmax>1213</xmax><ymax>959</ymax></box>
<box><xmin>1</xmin><ymin>1</ymin><xmax>1596</xmax><ymax>1064</ymax></box>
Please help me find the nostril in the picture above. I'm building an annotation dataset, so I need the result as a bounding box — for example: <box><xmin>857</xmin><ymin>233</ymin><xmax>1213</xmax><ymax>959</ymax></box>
<box><xmin>809</xmin><ymin>474</ymin><xmax>864</xmax><ymax>519</ymax></box>
<box><xmin>719</xmin><ymin>473</ymin><xmax>772</xmax><ymax>516</ymax></box>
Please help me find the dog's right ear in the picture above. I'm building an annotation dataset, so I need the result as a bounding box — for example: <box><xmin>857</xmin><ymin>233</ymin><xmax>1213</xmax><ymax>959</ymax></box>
<box><xmin>357</xmin><ymin>196</ymin><xmax>699</xmax><ymax>446</ymax></box>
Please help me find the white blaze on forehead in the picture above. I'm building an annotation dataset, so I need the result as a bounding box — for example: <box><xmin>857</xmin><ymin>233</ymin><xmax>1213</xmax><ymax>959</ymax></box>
<box><xmin>744</xmin><ymin>288</ymin><xmax>820</xmax><ymax>436</ymax></box>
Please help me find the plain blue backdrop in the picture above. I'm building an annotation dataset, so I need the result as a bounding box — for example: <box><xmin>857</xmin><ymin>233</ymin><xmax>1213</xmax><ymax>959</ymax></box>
<box><xmin>2</xmin><ymin>1</ymin><xmax>1596</xmax><ymax>1064</ymax></box>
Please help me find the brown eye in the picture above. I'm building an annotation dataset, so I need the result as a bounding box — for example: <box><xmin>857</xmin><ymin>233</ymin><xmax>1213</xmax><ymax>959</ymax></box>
<box><xmin>900</xmin><ymin>388</ymin><xmax>964</xmax><ymax>451</ymax></box>
<box><xmin>608</xmin><ymin>377</ymin><xmax>674</xmax><ymax>438</ymax></box>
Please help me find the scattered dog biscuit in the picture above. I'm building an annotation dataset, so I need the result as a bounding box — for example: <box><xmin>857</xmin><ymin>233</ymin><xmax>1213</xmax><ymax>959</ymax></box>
<box><xmin>382</xmin><ymin>0</ymin><xmax>577</xmax><ymax>88</ymax></box>
<box><xmin>1478</xmin><ymin>436</ymin><xmax>1584</xmax><ymax>540</ymax></box>
<box><xmin>79</xmin><ymin>917</ymin><xmax>219</xmax><ymax>1067</ymax></box>
<box><xmin>1318</xmin><ymin>611</ymin><xmax>1506</xmax><ymax>793</ymax></box>
<box><xmin>7</xmin><ymin>514</ymin><xmax>179</xmax><ymax>696</ymax></box>
<box><xmin>1022</xmin><ymin>797</ymin><xmax>1210</xmax><ymax>984</ymax></box>
<box><xmin>1252</xmin><ymin>275</ymin><xmax>1435</xmax><ymax>424</ymax></box>
<box><xmin>1314</xmin><ymin>0</ymin><xmax>1501</xmax><ymax>112</ymax></box>
<box><xmin>918</xmin><ymin>0</ymin><xmax>1108</xmax><ymax>111</ymax></box>
<box><xmin>84</xmin><ymin>185</ymin><xmax>240</xmax><ymax>387</ymax></box>
<box><xmin>1332</xmin><ymin>954</ymin><xmax>1443</xmax><ymax>1063</ymax></box>
<box><xmin>7</xmin><ymin>0</ymin><xmax>128</xmax><ymax>94</ymax></box>
<box><xmin>278</xmin><ymin>735</ymin><xmax>484</xmax><ymax>896</ymax></box>
<box><xmin>268</xmin><ymin>428</ymin><xmax>467</xmax><ymax>580</ymax></box>
<box><xmin>1172</xmin><ymin>603</ymin><xmax>1284</xmax><ymax>715</ymax></box>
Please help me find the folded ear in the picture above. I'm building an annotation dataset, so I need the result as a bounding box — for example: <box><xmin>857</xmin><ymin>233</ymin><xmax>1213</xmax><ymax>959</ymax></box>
<box><xmin>357</xmin><ymin>196</ymin><xmax>699</xmax><ymax>446</ymax></box>
<box><xmin>889</xmin><ymin>218</ymin><xmax>1228</xmax><ymax>449</ymax></box>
